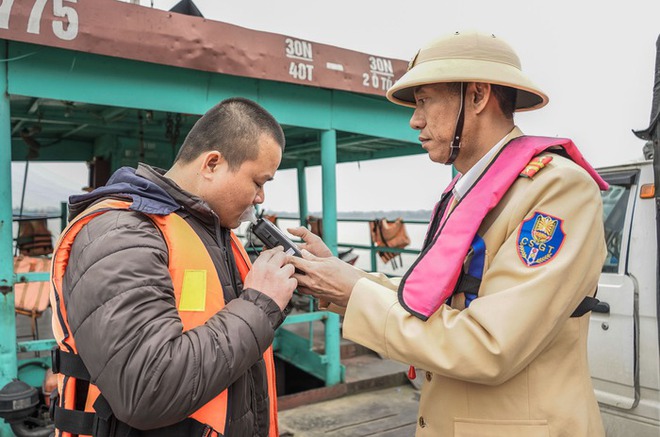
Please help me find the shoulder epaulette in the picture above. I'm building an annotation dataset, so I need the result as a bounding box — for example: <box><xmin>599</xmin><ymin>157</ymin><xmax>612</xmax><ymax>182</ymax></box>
<box><xmin>520</xmin><ymin>155</ymin><xmax>553</xmax><ymax>178</ymax></box>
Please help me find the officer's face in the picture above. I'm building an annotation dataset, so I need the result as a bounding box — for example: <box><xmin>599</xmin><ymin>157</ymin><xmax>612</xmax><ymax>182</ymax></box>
<box><xmin>410</xmin><ymin>84</ymin><xmax>463</xmax><ymax>164</ymax></box>
<box><xmin>201</xmin><ymin>133</ymin><xmax>282</xmax><ymax>229</ymax></box>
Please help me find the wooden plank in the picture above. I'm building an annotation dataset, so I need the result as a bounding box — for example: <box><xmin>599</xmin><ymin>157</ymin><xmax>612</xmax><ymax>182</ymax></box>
<box><xmin>279</xmin><ymin>385</ymin><xmax>419</xmax><ymax>436</ymax></box>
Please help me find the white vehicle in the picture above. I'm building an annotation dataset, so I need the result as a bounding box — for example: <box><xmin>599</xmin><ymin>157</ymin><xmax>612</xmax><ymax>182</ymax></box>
<box><xmin>590</xmin><ymin>159</ymin><xmax>660</xmax><ymax>436</ymax></box>
<box><xmin>591</xmin><ymin>34</ymin><xmax>660</xmax><ymax>433</ymax></box>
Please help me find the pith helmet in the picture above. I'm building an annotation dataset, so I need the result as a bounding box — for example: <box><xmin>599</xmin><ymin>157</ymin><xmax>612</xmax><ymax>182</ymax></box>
<box><xmin>387</xmin><ymin>31</ymin><xmax>548</xmax><ymax>111</ymax></box>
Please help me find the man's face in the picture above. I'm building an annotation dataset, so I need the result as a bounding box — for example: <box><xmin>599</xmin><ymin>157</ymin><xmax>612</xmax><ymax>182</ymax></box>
<box><xmin>410</xmin><ymin>83</ymin><xmax>463</xmax><ymax>164</ymax></box>
<box><xmin>203</xmin><ymin>133</ymin><xmax>282</xmax><ymax>229</ymax></box>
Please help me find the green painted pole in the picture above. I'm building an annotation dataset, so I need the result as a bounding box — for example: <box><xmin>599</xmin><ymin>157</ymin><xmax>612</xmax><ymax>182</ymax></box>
<box><xmin>324</xmin><ymin>312</ymin><xmax>343</xmax><ymax>385</ymax></box>
<box><xmin>0</xmin><ymin>41</ymin><xmax>17</xmax><ymax>437</ymax></box>
<box><xmin>319</xmin><ymin>129</ymin><xmax>342</xmax><ymax>385</ymax></box>
<box><xmin>298</xmin><ymin>155</ymin><xmax>315</xmax><ymax>350</ymax></box>
<box><xmin>296</xmin><ymin>161</ymin><xmax>308</xmax><ymax>228</ymax></box>
<box><xmin>320</xmin><ymin>130</ymin><xmax>338</xmax><ymax>256</ymax></box>
<box><xmin>295</xmin><ymin>161</ymin><xmax>314</xmax><ymax>348</ymax></box>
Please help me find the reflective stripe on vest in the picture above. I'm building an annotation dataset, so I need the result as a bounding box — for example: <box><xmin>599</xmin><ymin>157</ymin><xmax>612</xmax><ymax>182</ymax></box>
<box><xmin>398</xmin><ymin>136</ymin><xmax>609</xmax><ymax>321</ymax></box>
<box><xmin>50</xmin><ymin>199</ymin><xmax>279</xmax><ymax>436</ymax></box>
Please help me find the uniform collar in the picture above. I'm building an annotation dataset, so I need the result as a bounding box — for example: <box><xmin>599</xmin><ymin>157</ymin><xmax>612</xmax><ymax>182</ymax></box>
<box><xmin>453</xmin><ymin>126</ymin><xmax>523</xmax><ymax>200</ymax></box>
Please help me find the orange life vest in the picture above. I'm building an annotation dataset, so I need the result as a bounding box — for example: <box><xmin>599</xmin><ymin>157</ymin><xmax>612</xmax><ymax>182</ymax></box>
<box><xmin>49</xmin><ymin>199</ymin><xmax>279</xmax><ymax>436</ymax></box>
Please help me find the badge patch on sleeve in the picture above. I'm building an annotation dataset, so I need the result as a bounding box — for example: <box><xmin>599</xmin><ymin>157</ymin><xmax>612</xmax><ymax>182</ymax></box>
<box><xmin>517</xmin><ymin>212</ymin><xmax>565</xmax><ymax>267</ymax></box>
<box><xmin>520</xmin><ymin>155</ymin><xmax>553</xmax><ymax>178</ymax></box>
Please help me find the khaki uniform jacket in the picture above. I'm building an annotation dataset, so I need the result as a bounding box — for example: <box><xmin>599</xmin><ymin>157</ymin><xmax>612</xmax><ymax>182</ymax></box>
<box><xmin>342</xmin><ymin>132</ymin><xmax>607</xmax><ymax>437</ymax></box>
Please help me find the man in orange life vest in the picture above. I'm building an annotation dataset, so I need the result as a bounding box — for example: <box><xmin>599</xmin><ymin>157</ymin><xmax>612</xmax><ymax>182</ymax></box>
<box><xmin>289</xmin><ymin>31</ymin><xmax>608</xmax><ymax>436</ymax></box>
<box><xmin>49</xmin><ymin>98</ymin><xmax>296</xmax><ymax>436</ymax></box>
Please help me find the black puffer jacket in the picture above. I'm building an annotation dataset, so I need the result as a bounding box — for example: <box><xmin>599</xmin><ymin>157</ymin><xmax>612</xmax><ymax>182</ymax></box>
<box><xmin>61</xmin><ymin>164</ymin><xmax>283</xmax><ymax>436</ymax></box>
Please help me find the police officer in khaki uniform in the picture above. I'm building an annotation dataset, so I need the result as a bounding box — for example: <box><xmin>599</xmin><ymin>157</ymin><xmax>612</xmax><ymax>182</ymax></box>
<box><xmin>289</xmin><ymin>31</ymin><xmax>607</xmax><ymax>437</ymax></box>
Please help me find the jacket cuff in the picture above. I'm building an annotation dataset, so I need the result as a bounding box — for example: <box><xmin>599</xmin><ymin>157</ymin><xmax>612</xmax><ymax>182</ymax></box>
<box><xmin>240</xmin><ymin>288</ymin><xmax>285</xmax><ymax>329</ymax></box>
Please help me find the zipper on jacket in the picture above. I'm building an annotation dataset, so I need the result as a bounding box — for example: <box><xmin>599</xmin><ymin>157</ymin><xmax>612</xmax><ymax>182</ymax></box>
<box><xmin>217</xmin><ymin>225</ymin><xmax>240</xmax><ymax>295</ymax></box>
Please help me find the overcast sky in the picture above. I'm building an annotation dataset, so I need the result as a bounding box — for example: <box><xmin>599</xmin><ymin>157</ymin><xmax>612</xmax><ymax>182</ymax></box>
<box><xmin>13</xmin><ymin>0</ymin><xmax>660</xmax><ymax>215</ymax></box>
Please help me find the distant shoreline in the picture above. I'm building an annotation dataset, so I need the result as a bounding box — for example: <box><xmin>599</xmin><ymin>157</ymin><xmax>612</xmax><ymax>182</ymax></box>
<box><xmin>267</xmin><ymin>210</ymin><xmax>433</xmax><ymax>221</ymax></box>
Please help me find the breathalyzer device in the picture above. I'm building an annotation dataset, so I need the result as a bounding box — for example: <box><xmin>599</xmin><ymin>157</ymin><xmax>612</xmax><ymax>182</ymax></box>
<box><xmin>249</xmin><ymin>217</ymin><xmax>302</xmax><ymax>257</ymax></box>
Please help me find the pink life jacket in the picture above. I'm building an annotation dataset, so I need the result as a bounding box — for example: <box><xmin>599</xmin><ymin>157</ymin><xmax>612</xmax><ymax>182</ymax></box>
<box><xmin>398</xmin><ymin>136</ymin><xmax>609</xmax><ymax>321</ymax></box>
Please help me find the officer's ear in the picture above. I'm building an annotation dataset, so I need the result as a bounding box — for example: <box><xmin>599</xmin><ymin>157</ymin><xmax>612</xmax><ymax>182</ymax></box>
<box><xmin>471</xmin><ymin>82</ymin><xmax>491</xmax><ymax>114</ymax></box>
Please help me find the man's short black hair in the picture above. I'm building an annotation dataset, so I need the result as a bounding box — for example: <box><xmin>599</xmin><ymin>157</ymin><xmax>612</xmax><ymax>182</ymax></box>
<box><xmin>490</xmin><ymin>85</ymin><xmax>517</xmax><ymax>119</ymax></box>
<box><xmin>175</xmin><ymin>97</ymin><xmax>285</xmax><ymax>170</ymax></box>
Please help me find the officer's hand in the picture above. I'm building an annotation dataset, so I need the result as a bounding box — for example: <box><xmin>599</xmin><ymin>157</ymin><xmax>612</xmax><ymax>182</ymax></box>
<box><xmin>244</xmin><ymin>247</ymin><xmax>297</xmax><ymax>311</ymax></box>
<box><xmin>288</xmin><ymin>250</ymin><xmax>365</xmax><ymax>308</ymax></box>
<box><xmin>287</xmin><ymin>226</ymin><xmax>333</xmax><ymax>258</ymax></box>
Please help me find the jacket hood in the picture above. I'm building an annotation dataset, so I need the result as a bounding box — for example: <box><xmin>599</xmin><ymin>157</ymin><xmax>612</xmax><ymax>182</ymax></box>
<box><xmin>68</xmin><ymin>167</ymin><xmax>181</xmax><ymax>220</ymax></box>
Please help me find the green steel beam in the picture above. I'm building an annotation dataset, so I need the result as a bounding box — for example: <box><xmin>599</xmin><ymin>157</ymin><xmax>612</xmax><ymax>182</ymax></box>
<box><xmin>333</xmin><ymin>144</ymin><xmax>427</xmax><ymax>164</ymax></box>
<box><xmin>280</xmin><ymin>312</ymin><xmax>328</xmax><ymax>325</ymax></box>
<box><xmin>11</xmin><ymin>135</ymin><xmax>180</xmax><ymax>167</ymax></box>
<box><xmin>296</xmin><ymin>161</ymin><xmax>308</xmax><ymax>227</ymax></box>
<box><xmin>10</xmin><ymin>119</ymin><xmax>24</xmax><ymax>135</ymax></box>
<box><xmin>27</xmin><ymin>98</ymin><xmax>41</xmax><ymax>114</ymax></box>
<box><xmin>274</xmin><ymin>328</ymin><xmax>328</xmax><ymax>382</ymax></box>
<box><xmin>17</xmin><ymin>339</ymin><xmax>56</xmax><ymax>353</ymax></box>
<box><xmin>282</xmin><ymin>126</ymin><xmax>313</xmax><ymax>137</ymax></box>
<box><xmin>8</xmin><ymin>43</ymin><xmax>223</xmax><ymax>116</ymax></box>
<box><xmin>332</xmin><ymin>92</ymin><xmax>414</xmax><ymax>142</ymax></box>
<box><xmin>280</xmin><ymin>134</ymin><xmax>397</xmax><ymax>157</ymax></box>
<box><xmin>259</xmin><ymin>81</ymin><xmax>332</xmax><ymax>131</ymax></box>
<box><xmin>11</xmin><ymin>137</ymin><xmax>94</xmax><ymax>161</ymax></box>
<box><xmin>11</xmin><ymin>112</ymin><xmax>193</xmax><ymax>137</ymax></box>
<box><xmin>280</xmin><ymin>143</ymin><xmax>425</xmax><ymax>169</ymax></box>
<box><xmin>11</xmin><ymin>125</ymin><xmax>190</xmax><ymax>151</ymax></box>
<box><xmin>14</xmin><ymin>272</ymin><xmax>49</xmax><ymax>283</ymax></box>
<box><xmin>0</xmin><ymin>41</ymin><xmax>17</xmax><ymax>437</ymax></box>
<box><xmin>283</xmin><ymin>137</ymin><xmax>321</xmax><ymax>154</ymax></box>
<box><xmin>6</xmin><ymin>42</ymin><xmax>417</xmax><ymax>144</ymax></box>
<box><xmin>100</xmin><ymin>106</ymin><xmax>130</xmax><ymax>122</ymax></box>
<box><xmin>320</xmin><ymin>129</ymin><xmax>338</xmax><ymax>256</ymax></box>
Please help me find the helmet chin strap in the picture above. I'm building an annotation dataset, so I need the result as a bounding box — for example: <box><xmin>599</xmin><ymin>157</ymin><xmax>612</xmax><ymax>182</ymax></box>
<box><xmin>445</xmin><ymin>82</ymin><xmax>467</xmax><ymax>166</ymax></box>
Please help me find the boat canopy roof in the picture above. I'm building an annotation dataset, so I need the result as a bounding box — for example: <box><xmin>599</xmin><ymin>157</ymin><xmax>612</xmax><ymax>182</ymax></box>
<box><xmin>1</xmin><ymin>0</ymin><xmax>421</xmax><ymax>170</ymax></box>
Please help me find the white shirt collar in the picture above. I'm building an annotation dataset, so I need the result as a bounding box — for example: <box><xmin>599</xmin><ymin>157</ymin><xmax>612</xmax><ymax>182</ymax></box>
<box><xmin>453</xmin><ymin>127</ymin><xmax>520</xmax><ymax>200</ymax></box>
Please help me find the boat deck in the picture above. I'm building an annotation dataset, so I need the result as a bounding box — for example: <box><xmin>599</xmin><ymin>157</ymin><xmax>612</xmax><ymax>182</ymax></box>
<box><xmin>277</xmin><ymin>319</ymin><xmax>421</xmax><ymax>436</ymax></box>
<box><xmin>279</xmin><ymin>384</ymin><xmax>419</xmax><ymax>437</ymax></box>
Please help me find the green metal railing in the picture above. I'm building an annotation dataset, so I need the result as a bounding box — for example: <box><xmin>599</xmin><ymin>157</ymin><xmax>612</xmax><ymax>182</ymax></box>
<box><xmin>5</xmin><ymin>205</ymin><xmax>69</xmax><ymax>389</ymax></box>
<box><xmin>273</xmin><ymin>308</ymin><xmax>344</xmax><ymax>386</ymax></box>
<box><xmin>332</xmin><ymin>217</ymin><xmax>427</xmax><ymax>273</ymax></box>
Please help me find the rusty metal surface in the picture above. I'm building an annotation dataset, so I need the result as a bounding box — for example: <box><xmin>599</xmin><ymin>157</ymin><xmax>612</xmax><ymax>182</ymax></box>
<box><xmin>0</xmin><ymin>0</ymin><xmax>408</xmax><ymax>97</ymax></box>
